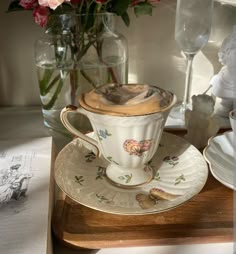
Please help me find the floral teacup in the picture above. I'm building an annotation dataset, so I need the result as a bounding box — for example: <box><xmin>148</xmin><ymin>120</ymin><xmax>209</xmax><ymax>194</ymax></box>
<box><xmin>60</xmin><ymin>84</ymin><xmax>177</xmax><ymax>188</ymax></box>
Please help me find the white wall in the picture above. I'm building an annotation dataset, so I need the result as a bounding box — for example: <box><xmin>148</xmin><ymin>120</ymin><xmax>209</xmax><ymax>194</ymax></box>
<box><xmin>0</xmin><ymin>0</ymin><xmax>236</xmax><ymax>106</ymax></box>
<box><xmin>0</xmin><ymin>1</ymin><xmax>42</xmax><ymax>105</ymax></box>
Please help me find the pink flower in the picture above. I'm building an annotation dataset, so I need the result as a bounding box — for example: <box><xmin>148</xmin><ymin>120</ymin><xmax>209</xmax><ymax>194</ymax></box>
<box><xmin>19</xmin><ymin>0</ymin><xmax>38</xmax><ymax>9</ymax></box>
<box><xmin>38</xmin><ymin>0</ymin><xmax>66</xmax><ymax>10</ymax></box>
<box><xmin>33</xmin><ymin>6</ymin><xmax>50</xmax><ymax>27</ymax></box>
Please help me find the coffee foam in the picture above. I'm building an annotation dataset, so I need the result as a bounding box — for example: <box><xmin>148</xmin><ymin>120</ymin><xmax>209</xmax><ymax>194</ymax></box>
<box><xmin>79</xmin><ymin>83</ymin><xmax>174</xmax><ymax>116</ymax></box>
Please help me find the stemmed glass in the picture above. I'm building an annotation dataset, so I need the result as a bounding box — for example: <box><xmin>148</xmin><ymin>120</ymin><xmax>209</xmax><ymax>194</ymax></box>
<box><xmin>171</xmin><ymin>0</ymin><xmax>214</xmax><ymax>120</ymax></box>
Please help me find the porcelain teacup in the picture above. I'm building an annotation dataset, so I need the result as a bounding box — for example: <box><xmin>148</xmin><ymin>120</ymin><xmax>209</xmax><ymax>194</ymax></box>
<box><xmin>60</xmin><ymin>83</ymin><xmax>177</xmax><ymax>188</ymax></box>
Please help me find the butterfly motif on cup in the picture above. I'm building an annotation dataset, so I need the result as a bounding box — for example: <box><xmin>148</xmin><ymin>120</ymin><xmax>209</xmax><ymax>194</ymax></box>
<box><xmin>123</xmin><ymin>139</ymin><xmax>152</xmax><ymax>156</ymax></box>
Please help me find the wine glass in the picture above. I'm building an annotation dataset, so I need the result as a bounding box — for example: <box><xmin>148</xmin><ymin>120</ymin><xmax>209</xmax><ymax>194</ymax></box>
<box><xmin>170</xmin><ymin>0</ymin><xmax>214</xmax><ymax>120</ymax></box>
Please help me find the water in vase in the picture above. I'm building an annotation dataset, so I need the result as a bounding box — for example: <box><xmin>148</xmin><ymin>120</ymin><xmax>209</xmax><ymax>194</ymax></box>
<box><xmin>36</xmin><ymin>57</ymin><xmax>127</xmax><ymax>136</ymax></box>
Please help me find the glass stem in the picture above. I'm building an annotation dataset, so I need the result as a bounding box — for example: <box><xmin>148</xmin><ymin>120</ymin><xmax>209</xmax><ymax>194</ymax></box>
<box><xmin>182</xmin><ymin>53</ymin><xmax>195</xmax><ymax>110</ymax></box>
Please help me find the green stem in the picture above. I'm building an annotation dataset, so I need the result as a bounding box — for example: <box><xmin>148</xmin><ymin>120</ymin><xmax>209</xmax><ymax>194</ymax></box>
<box><xmin>42</xmin><ymin>79</ymin><xmax>64</xmax><ymax>110</ymax></box>
<box><xmin>79</xmin><ymin>0</ymin><xmax>85</xmax><ymax>14</ymax></box>
<box><xmin>39</xmin><ymin>68</ymin><xmax>54</xmax><ymax>95</ymax></box>
<box><xmin>77</xmin><ymin>38</ymin><xmax>97</xmax><ymax>60</ymax></box>
<box><xmin>70</xmin><ymin>69</ymin><xmax>78</xmax><ymax>105</ymax></box>
<box><xmin>80</xmin><ymin>69</ymin><xmax>97</xmax><ymax>88</ymax></box>
<box><xmin>40</xmin><ymin>74</ymin><xmax>61</xmax><ymax>96</ymax></box>
<box><xmin>108</xmin><ymin>67</ymin><xmax>119</xmax><ymax>83</ymax></box>
<box><xmin>94</xmin><ymin>44</ymin><xmax>119</xmax><ymax>84</ymax></box>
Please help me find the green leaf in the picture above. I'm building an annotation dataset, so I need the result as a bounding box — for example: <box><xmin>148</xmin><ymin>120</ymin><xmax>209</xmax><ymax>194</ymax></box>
<box><xmin>7</xmin><ymin>0</ymin><xmax>24</xmax><ymax>12</ymax></box>
<box><xmin>43</xmin><ymin>75</ymin><xmax>61</xmax><ymax>95</ymax></box>
<box><xmin>121</xmin><ymin>11</ymin><xmax>130</xmax><ymax>27</ymax></box>
<box><xmin>134</xmin><ymin>2</ymin><xmax>153</xmax><ymax>17</ymax></box>
<box><xmin>42</xmin><ymin>78</ymin><xmax>64</xmax><ymax>110</ymax></box>
<box><xmin>111</xmin><ymin>0</ymin><xmax>131</xmax><ymax>16</ymax></box>
<box><xmin>39</xmin><ymin>69</ymin><xmax>54</xmax><ymax>95</ymax></box>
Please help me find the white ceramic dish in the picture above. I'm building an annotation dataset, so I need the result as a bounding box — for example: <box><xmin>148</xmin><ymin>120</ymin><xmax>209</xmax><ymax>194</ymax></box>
<box><xmin>54</xmin><ymin>132</ymin><xmax>208</xmax><ymax>215</ymax></box>
<box><xmin>203</xmin><ymin>131</ymin><xmax>235</xmax><ymax>190</ymax></box>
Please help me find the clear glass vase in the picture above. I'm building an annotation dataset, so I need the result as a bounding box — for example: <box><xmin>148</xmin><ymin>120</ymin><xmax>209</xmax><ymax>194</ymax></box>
<box><xmin>34</xmin><ymin>13</ymin><xmax>128</xmax><ymax>136</ymax></box>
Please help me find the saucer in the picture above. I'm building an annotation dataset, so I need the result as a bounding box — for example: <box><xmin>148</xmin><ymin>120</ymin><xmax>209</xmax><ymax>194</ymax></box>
<box><xmin>203</xmin><ymin>131</ymin><xmax>235</xmax><ymax>190</ymax></box>
<box><xmin>54</xmin><ymin>132</ymin><xmax>208</xmax><ymax>215</ymax></box>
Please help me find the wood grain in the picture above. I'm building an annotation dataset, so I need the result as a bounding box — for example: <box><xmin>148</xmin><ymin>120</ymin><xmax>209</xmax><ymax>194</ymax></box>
<box><xmin>52</xmin><ymin>172</ymin><xmax>233</xmax><ymax>249</ymax></box>
<box><xmin>52</xmin><ymin>129</ymin><xmax>233</xmax><ymax>249</ymax></box>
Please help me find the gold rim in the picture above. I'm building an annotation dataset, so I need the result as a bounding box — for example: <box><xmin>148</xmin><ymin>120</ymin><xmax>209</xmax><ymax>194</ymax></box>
<box><xmin>79</xmin><ymin>85</ymin><xmax>177</xmax><ymax>117</ymax></box>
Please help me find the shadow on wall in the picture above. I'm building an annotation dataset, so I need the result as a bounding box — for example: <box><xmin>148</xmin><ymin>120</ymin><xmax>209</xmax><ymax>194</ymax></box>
<box><xmin>0</xmin><ymin>1</ymin><xmax>43</xmax><ymax>106</ymax></box>
<box><xmin>0</xmin><ymin>0</ymin><xmax>236</xmax><ymax>106</ymax></box>
<box><xmin>118</xmin><ymin>0</ymin><xmax>236</xmax><ymax>99</ymax></box>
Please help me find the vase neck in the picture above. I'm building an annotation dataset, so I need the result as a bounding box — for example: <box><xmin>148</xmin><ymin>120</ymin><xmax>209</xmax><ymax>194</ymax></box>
<box><xmin>45</xmin><ymin>13</ymin><xmax>116</xmax><ymax>36</ymax></box>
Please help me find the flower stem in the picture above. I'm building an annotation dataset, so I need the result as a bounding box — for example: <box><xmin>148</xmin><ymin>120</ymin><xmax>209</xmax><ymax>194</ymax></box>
<box><xmin>41</xmin><ymin>74</ymin><xmax>61</xmax><ymax>96</ymax></box>
<box><xmin>69</xmin><ymin>70</ymin><xmax>78</xmax><ymax>104</ymax></box>
<box><xmin>39</xmin><ymin>68</ymin><xmax>54</xmax><ymax>95</ymax></box>
<box><xmin>80</xmin><ymin>69</ymin><xmax>97</xmax><ymax>88</ymax></box>
<box><xmin>108</xmin><ymin>67</ymin><xmax>118</xmax><ymax>84</ymax></box>
<box><xmin>42</xmin><ymin>79</ymin><xmax>64</xmax><ymax>110</ymax></box>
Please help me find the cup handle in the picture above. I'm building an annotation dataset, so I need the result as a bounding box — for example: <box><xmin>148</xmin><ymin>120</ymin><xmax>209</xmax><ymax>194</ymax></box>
<box><xmin>60</xmin><ymin>105</ymin><xmax>101</xmax><ymax>157</ymax></box>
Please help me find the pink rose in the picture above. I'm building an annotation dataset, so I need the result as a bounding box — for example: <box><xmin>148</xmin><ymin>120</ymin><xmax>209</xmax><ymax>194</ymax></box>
<box><xmin>33</xmin><ymin>6</ymin><xmax>50</xmax><ymax>27</ymax></box>
<box><xmin>19</xmin><ymin>0</ymin><xmax>38</xmax><ymax>9</ymax></box>
<box><xmin>38</xmin><ymin>0</ymin><xmax>66</xmax><ymax>10</ymax></box>
<box><xmin>38</xmin><ymin>0</ymin><xmax>48</xmax><ymax>6</ymax></box>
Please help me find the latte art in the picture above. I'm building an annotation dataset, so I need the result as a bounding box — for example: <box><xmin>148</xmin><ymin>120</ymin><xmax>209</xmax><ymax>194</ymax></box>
<box><xmin>79</xmin><ymin>83</ymin><xmax>174</xmax><ymax>116</ymax></box>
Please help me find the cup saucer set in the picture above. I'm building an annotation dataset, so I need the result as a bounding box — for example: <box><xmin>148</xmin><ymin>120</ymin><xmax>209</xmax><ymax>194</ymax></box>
<box><xmin>52</xmin><ymin>83</ymin><xmax>235</xmax><ymax>216</ymax></box>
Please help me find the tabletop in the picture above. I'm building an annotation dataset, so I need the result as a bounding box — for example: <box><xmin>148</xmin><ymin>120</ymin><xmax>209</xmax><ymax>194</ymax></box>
<box><xmin>0</xmin><ymin>106</ymin><xmax>234</xmax><ymax>254</ymax></box>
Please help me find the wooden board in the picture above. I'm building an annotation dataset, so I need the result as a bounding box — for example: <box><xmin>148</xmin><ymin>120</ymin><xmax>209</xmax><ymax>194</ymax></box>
<box><xmin>52</xmin><ymin>129</ymin><xmax>233</xmax><ymax>249</ymax></box>
<box><xmin>52</xmin><ymin>172</ymin><xmax>233</xmax><ymax>249</ymax></box>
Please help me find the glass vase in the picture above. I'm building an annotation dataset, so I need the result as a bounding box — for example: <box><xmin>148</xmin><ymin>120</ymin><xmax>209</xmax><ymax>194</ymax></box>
<box><xmin>34</xmin><ymin>13</ymin><xmax>128</xmax><ymax>136</ymax></box>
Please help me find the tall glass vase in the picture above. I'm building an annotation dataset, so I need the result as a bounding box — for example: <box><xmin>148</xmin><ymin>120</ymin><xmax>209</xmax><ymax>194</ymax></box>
<box><xmin>34</xmin><ymin>13</ymin><xmax>128</xmax><ymax>136</ymax></box>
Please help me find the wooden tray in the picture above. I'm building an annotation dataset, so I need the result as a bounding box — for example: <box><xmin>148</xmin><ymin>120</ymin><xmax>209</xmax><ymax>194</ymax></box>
<box><xmin>52</xmin><ymin>129</ymin><xmax>233</xmax><ymax>249</ymax></box>
<box><xmin>52</xmin><ymin>170</ymin><xmax>233</xmax><ymax>249</ymax></box>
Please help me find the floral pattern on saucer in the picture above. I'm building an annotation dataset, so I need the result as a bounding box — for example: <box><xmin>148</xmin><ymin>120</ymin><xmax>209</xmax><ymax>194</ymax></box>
<box><xmin>54</xmin><ymin>132</ymin><xmax>208</xmax><ymax>215</ymax></box>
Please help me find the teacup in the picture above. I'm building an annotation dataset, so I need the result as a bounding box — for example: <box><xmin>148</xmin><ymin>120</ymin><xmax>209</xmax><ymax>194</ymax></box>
<box><xmin>229</xmin><ymin>109</ymin><xmax>236</xmax><ymax>135</ymax></box>
<box><xmin>60</xmin><ymin>83</ymin><xmax>177</xmax><ymax>188</ymax></box>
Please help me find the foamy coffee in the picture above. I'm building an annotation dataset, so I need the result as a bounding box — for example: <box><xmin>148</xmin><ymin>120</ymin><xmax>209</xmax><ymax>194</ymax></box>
<box><xmin>79</xmin><ymin>83</ymin><xmax>174</xmax><ymax>116</ymax></box>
